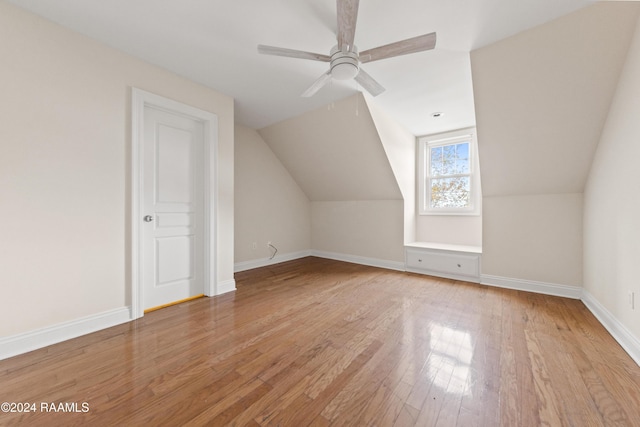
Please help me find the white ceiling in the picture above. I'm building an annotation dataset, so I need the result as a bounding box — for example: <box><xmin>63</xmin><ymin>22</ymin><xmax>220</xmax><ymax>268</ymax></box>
<box><xmin>8</xmin><ymin>0</ymin><xmax>596</xmax><ymax>135</ymax></box>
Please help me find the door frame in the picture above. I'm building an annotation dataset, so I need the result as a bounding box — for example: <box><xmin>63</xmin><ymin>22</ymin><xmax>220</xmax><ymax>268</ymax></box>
<box><xmin>131</xmin><ymin>88</ymin><xmax>218</xmax><ymax>319</ymax></box>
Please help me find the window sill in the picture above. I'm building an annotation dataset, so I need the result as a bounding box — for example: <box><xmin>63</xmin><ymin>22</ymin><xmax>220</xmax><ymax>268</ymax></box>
<box><xmin>406</xmin><ymin>241</ymin><xmax>482</xmax><ymax>254</ymax></box>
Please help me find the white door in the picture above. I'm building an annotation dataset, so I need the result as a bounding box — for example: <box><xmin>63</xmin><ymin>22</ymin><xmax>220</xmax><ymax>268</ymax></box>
<box><xmin>142</xmin><ymin>105</ymin><xmax>205</xmax><ymax>311</ymax></box>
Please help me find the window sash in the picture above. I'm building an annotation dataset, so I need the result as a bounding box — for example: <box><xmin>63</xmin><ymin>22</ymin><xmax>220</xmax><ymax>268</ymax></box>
<box><xmin>429</xmin><ymin>142</ymin><xmax>470</xmax><ymax>177</ymax></box>
<box><xmin>418</xmin><ymin>129</ymin><xmax>478</xmax><ymax>215</ymax></box>
<box><xmin>428</xmin><ymin>176</ymin><xmax>471</xmax><ymax>209</ymax></box>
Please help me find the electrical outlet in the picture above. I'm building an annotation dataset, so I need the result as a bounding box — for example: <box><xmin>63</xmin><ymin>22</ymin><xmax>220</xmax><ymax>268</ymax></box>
<box><xmin>267</xmin><ymin>241</ymin><xmax>271</xmax><ymax>246</ymax></box>
<box><xmin>252</xmin><ymin>242</ymin><xmax>257</xmax><ymax>250</ymax></box>
<box><xmin>630</xmin><ymin>291</ymin><xmax>635</xmax><ymax>310</ymax></box>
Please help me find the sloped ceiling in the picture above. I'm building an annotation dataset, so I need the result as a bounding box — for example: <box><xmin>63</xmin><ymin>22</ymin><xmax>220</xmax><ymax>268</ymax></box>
<box><xmin>6</xmin><ymin>0</ymin><xmax>596</xmax><ymax>136</ymax></box>
<box><xmin>472</xmin><ymin>2</ymin><xmax>640</xmax><ymax>197</ymax></box>
<box><xmin>259</xmin><ymin>2</ymin><xmax>640</xmax><ymax>205</ymax></box>
<box><xmin>258</xmin><ymin>93</ymin><xmax>401</xmax><ymax>201</ymax></box>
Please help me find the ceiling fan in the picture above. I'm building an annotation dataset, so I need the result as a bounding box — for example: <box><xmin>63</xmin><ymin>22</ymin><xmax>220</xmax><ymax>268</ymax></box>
<box><xmin>257</xmin><ymin>0</ymin><xmax>436</xmax><ymax>98</ymax></box>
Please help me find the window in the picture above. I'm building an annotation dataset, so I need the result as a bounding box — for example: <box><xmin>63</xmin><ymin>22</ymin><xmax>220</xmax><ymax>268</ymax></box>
<box><xmin>418</xmin><ymin>128</ymin><xmax>480</xmax><ymax>215</ymax></box>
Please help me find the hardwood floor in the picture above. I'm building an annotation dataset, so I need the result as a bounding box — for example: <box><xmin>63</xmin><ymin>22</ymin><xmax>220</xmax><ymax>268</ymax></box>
<box><xmin>2</xmin><ymin>257</ymin><xmax>640</xmax><ymax>426</ymax></box>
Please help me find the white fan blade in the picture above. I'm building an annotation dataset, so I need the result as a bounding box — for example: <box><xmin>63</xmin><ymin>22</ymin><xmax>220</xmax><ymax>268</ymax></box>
<box><xmin>354</xmin><ymin>68</ymin><xmax>385</xmax><ymax>97</ymax></box>
<box><xmin>337</xmin><ymin>0</ymin><xmax>359</xmax><ymax>51</ymax></box>
<box><xmin>258</xmin><ymin>45</ymin><xmax>330</xmax><ymax>62</ymax></box>
<box><xmin>302</xmin><ymin>71</ymin><xmax>332</xmax><ymax>97</ymax></box>
<box><xmin>360</xmin><ymin>32</ymin><xmax>436</xmax><ymax>63</ymax></box>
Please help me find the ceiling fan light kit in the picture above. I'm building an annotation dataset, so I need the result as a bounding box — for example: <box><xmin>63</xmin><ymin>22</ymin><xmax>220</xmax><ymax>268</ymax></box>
<box><xmin>258</xmin><ymin>0</ymin><xmax>436</xmax><ymax>98</ymax></box>
<box><xmin>330</xmin><ymin>46</ymin><xmax>359</xmax><ymax>80</ymax></box>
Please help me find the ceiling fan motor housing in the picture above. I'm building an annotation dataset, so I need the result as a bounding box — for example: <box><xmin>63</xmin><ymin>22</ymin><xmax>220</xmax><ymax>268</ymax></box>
<box><xmin>330</xmin><ymin>45</ymin><xmax>359</xmax><ymax>80</ymax></box>
<box><xmin>257</xmin><ymin>0</ymin><xmax>436</xmax><ymax>97</ymax></box>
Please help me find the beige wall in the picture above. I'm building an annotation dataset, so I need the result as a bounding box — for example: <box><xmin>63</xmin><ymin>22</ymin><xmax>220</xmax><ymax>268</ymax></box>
<box><xmin>236</xmin><ymin>119</ymin><xmax>404</xmax><ymax>266</ymax></box>
<box><xmin>365</xmin><ymin>97</ymin><xmax>416</xmax><ymax>244</ymax></box>
<box><xmin>584</xmin><ymin>14</ymin><xmax>640</xmax><ymax>340</ymax></box>
<box><xmin>0</xmin><ymin>3</ymin><xmax>234</xmax><ymax>337</ymax></box>
<box><xmin>258</xmin><ymin>94</ymin><xmax>406</xmax><ymax>265</ymax></box>
<box><xmin>311</xmin><ymin>200</ymin><xmax>405</xmax><ymax>262</ymax></box>
<box><xmin>483</xmin><ymin>194</ymin><xmax>583</xmax><ymax>286</ymax></box>
<box><xmin>471</xmin><ymin>2</ymin><xmax>640</xmax><ymax>286</ymax></box>
<box><xmin>416</xmin><ymin>215</ymin><xmax>482</xmax><ymax>247</ymax></box>
<box><xmin>234</xmin><ymin>125</ymin><xmax>310</xmax><ymax>262</ymax></box>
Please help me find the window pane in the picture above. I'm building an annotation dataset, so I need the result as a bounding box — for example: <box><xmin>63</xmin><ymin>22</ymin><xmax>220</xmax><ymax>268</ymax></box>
<box><xmin>431</xmin><ymin>146</ymin><xmax>443</xmax><ymax>175</ymax></box>
<box><xmin>430</xmin><ymin>142</ymin><xmax>470</xmax><ymax>177</ymax></box>
<box><xmin>455</xmin><ymin>143</ymin><xmax>470</xmax><ymax>174</ymax></box>
<box><xmin>430</xmin><ymin>177</ymin><xmax>470</xmax><ymax>208</ymax></box>
<box><xmin>442</xmin><ymin>145</ymin><xmax>456</xmax><ymax>175</ymax></box>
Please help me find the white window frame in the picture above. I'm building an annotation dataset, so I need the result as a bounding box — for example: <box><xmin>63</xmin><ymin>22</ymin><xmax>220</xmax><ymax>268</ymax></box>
<box><xmin>418</xmin><ymin>127</ymin><xmax>480</xmax><ymax>216</ymax></box>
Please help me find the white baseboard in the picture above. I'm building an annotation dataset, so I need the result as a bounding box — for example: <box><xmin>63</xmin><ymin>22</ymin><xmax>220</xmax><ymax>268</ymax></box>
<box><xmin>217</xmin><ymin>278</ymin><xmax>237</xmax><ymax>295</ymax></box>
<box><xmin>234</xmin><ymin>249</ymin><xmax>404</xmax><ymax>273</ymax></box>
<box><xmin>0</xmin><ymin>307</ymin><xmax>132</xmax><ymax>361</ymax></box>
<box><xmin>481</xmin><ymin>274</ymin><xmax>582</xmax><ymax>299</ymax></box>
<box><xmin>582</xmin><ymin>290</ymin><xmax>640</xmax><ymax>367</ymax></box>
<box><xmin>480</xmin><ymin>275</ymin><xmax>639</xmax><ymax>367</ymax></box>
<box><xmin>234</xmin><ymin>250</ymin><xmax>312</xmax><ymax>272</ymax></box>
<box><xmin>311</xmin><ymin>250</ymin><xmax>406</xmax><ymax>272</ymax></box>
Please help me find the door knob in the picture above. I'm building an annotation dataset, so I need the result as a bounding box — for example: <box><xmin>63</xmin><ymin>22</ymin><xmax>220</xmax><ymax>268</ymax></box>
<box><xmin>143</xmin><ymin>215</ymin><xmax>154</xmax><ymax>222</ymax></box>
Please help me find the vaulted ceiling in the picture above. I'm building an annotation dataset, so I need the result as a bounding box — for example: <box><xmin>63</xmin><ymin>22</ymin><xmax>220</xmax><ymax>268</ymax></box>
<box><xmin>259</xmin><ymin>94</ymin><xmax>401</xmax><ymax>201</ymax></box>
<box><xmin>7</xmin><ymin>0</ymin><xmax>597</xmax><ymax>135</ymax></box>
<box><xmin>472</xmin><ymin>2</ymin><xmax>640</xmax><ymax>197</ymax></box>
<box><xmin>258</xmin><ymin>2</ymin><xmax>640</xmax><ymax>205</ymax></box>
